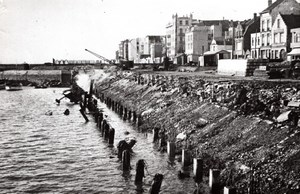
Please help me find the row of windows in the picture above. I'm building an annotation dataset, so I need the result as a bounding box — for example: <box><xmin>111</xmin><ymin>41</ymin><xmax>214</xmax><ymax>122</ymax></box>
<box><xmin>293</xmin><ymin>33</ymin><xmax>300</xmax><ymax>43</ymax></box>
<box><xmin>274</xmin><ymin>33</ymin><xmax>285</xmax><ymax>44</ymax></box>
<box><xmin>187</xmin><ymin>43</ymin><xmax>193</xmax><ymax>50</ymax></box>
<box><xmin>261</xmin><ymin>19</ymin><xmax>271</xmax><ymax>31</ymax></box>
<box><xmin>251</xmin><ymin>49</ymin><xmax>284</xmax><ymax>59</ymax></box>
<box><xmin>262</xmin><ymin>18</ymin><xmax>281</xmax><ymax>31</ymax></box>
<box><xmin>252</xmin><ymin>37</ymin><xmax>260</xmax><ymax>46</ymax></box>
<box><xmin>187</xmin><ymin>35</ymin><xmax>193</xmax><ymax>41</ymax></box>
<box><xmin>251</xmin><ymin>32</ymin><xmax>285</xmax><ymax>46</ymax></box>
<box><xmin>179</xmin><ymin>20</ymin><xmax>189</xmax><ymax>26</ymax></box>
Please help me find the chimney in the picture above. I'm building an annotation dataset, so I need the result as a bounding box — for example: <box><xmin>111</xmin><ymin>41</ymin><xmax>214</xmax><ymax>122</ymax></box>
<box><xmin>268</xmin><ymin>0</ymin><xmax>272</xmax><ymax>7</ymax></box>
<box><xmin>254</xmin><ymin>13</ymin><xmax>257</xmax><ymax>20</ymax></box>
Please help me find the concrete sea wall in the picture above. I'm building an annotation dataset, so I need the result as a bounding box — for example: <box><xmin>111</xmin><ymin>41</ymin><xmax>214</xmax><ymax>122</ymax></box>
<box><xmin>0</xmin><ymin>70</ymin><xmax>71</xmax><ymax>85</ymax></box>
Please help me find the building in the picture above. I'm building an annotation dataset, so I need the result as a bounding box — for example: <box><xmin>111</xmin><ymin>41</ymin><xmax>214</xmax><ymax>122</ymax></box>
<box><xmin>251</xmin><ymin>32</ymin><xmax>262</xmax><ymax>58</ymax></box>
<box><xmin>185</xmin><ymin>25</ymin><xmax>210</xmax><ymax>64</ymax></box>
<box><xmin>240</xmin><ymin>14</ymin><xmax>261</xmax><ymax>59</ymax></box>
<box><xmin>118</xmin><ymin>40</ymin><xmax>129</xmax><ymax>61</ymax></box>
<box><xmin>251</xmin><ymin>0</ymin><xmax>300</xmax><ymax>59</ymax></box>
<box><xmin>150</xmin><ymin>43</ymin><xmax>164</xmax><ymax>62</ymax></box>
<box><xmin>203</xmin><ymin>39</ymin><xmax>232</xmax><ymax>66</ymax></box>
<box><xmin>128</xmin><ymin>38</ymin><xmax>140</xmax><ymax>62</ymax></box>
<box><xmin>288</xmin><ymin>27</ymin><xmax>300</xmax><ymax>59</ymax></box>
<box><xmin>184</xmin><ymin>20</ymin><xmax>234</xmax><ymax>65</ymax></box>
<box><xmin>271</xmin><ymin>14</ymin><xmax>300</xmax><ymax>59</ymax></box>
<box><xmin>210</xmin><ymin>39</ymin><xmax>233</xmax><ymax>52</ymax></box>
<box><xmin>127</xmin><ymin>36</ymin><xmax>164</xmax><ymax>63</ymax></box>
<box><xmin>166</xmin><ymin>14</ymin><xmax>196</xmax><ymax>63</ymax></box>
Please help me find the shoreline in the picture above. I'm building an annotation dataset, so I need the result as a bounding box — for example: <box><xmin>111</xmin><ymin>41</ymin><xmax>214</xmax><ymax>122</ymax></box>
<box><xmin>90</xmin><ymin>68</ymin><xmax>300</xmax><ymax>193</ymax></box>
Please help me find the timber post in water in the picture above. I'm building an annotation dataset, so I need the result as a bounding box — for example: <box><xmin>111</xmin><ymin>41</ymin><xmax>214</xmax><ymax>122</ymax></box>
<box><xmin>209</xmin><ymin>169</ymin><xmax>221</xmax><ymax>194</ymax></box>
<box><xmin>122</xmin><ymin>150</ymin><xmax>131</xmax><ymax>171</ymax></box>
<box><xmin>167</xmin><ymin>141</ymin><xmax>176</xmax><ymax>158</ymax></box>
<box><xmin>224</xmin><ymin>186</ymin><xmax>237</xmax><ymax>194</ymax></box>
<box><xmin>149</xmin><ymin>173</ymin><xmax>164</xmax><ymax>194</ymax></box>
<box><xmin>193</xmin><ymin>158</ymin><xmax>203</xmax><ymax>183</ymax></box>
<box><xmin>108</xmin><ymin>128</ymin><xmax>115</xmax><ymax>146</ymax></box>
<box><xmin>135</xmin><ymin>159</ymin><xmax>145</xmax><ymax>184</ymax></box>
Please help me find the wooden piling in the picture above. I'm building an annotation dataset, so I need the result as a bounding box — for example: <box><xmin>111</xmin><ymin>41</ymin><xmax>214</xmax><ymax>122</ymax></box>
<box><xmin>122</xmin><ymin>150</ymin><xmax>131</xmax><ymax>171</ymax></box>
<box><xmin>193</xmin><ymin>158</ymin><xmax>203</xmax><ymax>183</ymax></box>
<box><xmin>79</xmin><ymin>108</ymin><xmax>89</xmax><ymax>122</ymax></box>
<box><xmin>149</xmin><ymin>174</ymin><xmax>164</xmax><ymax>194</ymax></box>
<box><xmin>132</xmin><ymin>111</ymin><xmax>137</xmax><ymax>123</ymax></box>
<box><xmin>104</xmin><ymin>123</ymin><xmax>110</xmax><ymax>140</ymax></box>
<box><xmin>209</xmin><ymin>169</ymin><xmax>221</xmax><ymax>194</ymax></box>
<box><xmin>224</xmin><ymin>186</ymin><xmax>237</xmax><ymax>194</ymax></box>
<box><xmin>101</xmin><ymin>120</ymin><xmax>107</xmax><ymax>136</ymax></box>
<box><xmin>135</xmin><ymin>159</ymin><xmax>145</xmax><ymax>184</ymax></box>
<box><xmin>123</xmin><ymin>107</ymin><xmax>127</xmax><ymax>120</ymax></box>
<box><xmin>153</xmin><ymin>128</ymin><xmax>160</xmax><ymax>142</ymax></box>
<box><xmin>128</xmin><ymin>110</ymin><xmax>132</xmax><ymax>121</ymax></box>
<box><xmin>108</xmin><ymin>128</ymin><xmax>115</xmax><ymax>146</ymax></box>
<box><xmin>182</xmin><ymin>149</ymin><xmax>191</xmax><ymax>167</ymax></box>
<box><xmin>167</xmin><ymin>141</ymin><xmax>176</xmax><ymax>158</ymax></box>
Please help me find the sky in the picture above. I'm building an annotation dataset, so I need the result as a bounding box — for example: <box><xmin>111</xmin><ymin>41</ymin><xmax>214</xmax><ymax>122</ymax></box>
<box><xmin>0</xmin><ymin>0</ymin><xmax>268</xmax><ymax>64</ymax></box>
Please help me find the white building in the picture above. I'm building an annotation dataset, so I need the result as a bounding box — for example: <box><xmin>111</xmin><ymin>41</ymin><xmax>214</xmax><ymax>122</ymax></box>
<box><xmin>166</xmin><ymin>14</ymin><xmax>196</xmax><ymax>63</ymax></box>
<box><xmin>251</xmin><ymin>32</ymin><xmax>261</xmax><ymax>58</ymax></box>
<box><xmin>185</xmin><ymin>26</ymin><xmax>210</xmax><ymax>64</ymax></box>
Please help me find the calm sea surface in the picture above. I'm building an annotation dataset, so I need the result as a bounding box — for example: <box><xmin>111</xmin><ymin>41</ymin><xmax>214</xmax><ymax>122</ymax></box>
<box><xmin>0</xmin><ymin>87</ymin><xmax>196</xmax><ymax>194</ymax></box>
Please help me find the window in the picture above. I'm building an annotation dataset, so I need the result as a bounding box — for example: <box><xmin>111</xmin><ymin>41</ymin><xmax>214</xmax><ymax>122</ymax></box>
<box><xmin>267</xmin><ymin>33</ymin><xmax>270</xmax><ymax>45</ymax></box>
<box><xmin>186</xmin><ymin>20</ymin><xmax>189</xmax><ymax>25</ymax></box>
<box><xmin>179</xmin><ymin>20</ymin><xmax>182</xmax><ymax>25</ymax></box>
<box><xmin>179</xmin><ymin>28</ymin><xmax>183</xmax><ymax>34</ymax></box>
<box><xmin>277</xmin><ymin>19</ymin><xmax>280</xmax><ymax>28</ymax></box>
<box><xmin>280</xmin><ymin>33</ymin><xmax>284</xmax><ymax>43</ymax></box>
<box><xmin>296</xmin><ymin>33</ymin><xmax>300</xmax><ymax>43</ymax></box>
<box><xmin>262</xmin><ymin>34</ymin><xmax>265</xmax><ymax>46</ymax></box>
<box><xmin>274</xmin><ymin>33</ymin><xmax>279</xmax><ymax>43</ymax></box>
<box><xmin>267</xmin><ymin>20</ymin><xmax>270</xmax><ymax>30</ymax></box>
<box><xmin>252</xmin><ymin>37</ymin><xmax>254</xmax><ymax>46</ymax></box>
<box><xmin>257</xmin><ymin>37</ymin><xmax>260</xmax><ymax>45</ymax></box>
<box><xmin>262</xmin><ymin>20</ymin><xmax>265</xmax><ymax>31</ymax></box>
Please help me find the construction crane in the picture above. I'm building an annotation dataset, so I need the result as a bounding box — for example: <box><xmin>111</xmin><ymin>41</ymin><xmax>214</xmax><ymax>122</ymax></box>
<box><xmin>85</xmin><ymin>49</ymin><xmax>114</xmax><ymax>64</ymax></box>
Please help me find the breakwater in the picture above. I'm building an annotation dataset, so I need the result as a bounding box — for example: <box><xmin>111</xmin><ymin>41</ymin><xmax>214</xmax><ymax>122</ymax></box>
<box><xmin>0</xmin><ymin>70</ymin><xmax>71</xmax><ymax>86</ymax></box>
<box><xmin>93</xmin><ymin>69</ymin><xmax>300</xmax><ymax>193</ymax></box>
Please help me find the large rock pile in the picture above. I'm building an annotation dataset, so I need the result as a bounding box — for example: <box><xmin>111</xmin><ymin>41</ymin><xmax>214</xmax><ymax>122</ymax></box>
<box><xmin>94</xmin><ymin>69</ymin><xmax>300</xmax><ymax>193</ymax></box>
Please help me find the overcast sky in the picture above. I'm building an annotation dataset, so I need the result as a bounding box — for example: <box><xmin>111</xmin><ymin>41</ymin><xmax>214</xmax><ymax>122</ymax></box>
<box><xmin>0</xmin><ymin>0</ymin><xmax>268</xmax><ymax>64</ymax></box>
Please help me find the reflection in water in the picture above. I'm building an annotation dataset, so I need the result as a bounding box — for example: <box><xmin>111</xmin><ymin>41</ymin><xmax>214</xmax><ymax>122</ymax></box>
<box><xmin>0</xmin><ymin>87</ymin><xmax>195</xmax><ymax>194</ymax></box>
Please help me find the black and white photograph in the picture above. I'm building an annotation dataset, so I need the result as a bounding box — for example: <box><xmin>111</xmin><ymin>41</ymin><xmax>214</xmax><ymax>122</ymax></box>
<box><xmin>1</xmin><ymin>0</ymin><xmax>300</xmax><ymax>193</ymax></box>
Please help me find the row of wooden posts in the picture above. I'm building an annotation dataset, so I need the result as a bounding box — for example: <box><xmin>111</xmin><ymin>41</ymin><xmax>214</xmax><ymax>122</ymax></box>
<box><xmin>80</xmin><ymin>85</ymin><xmax>163</xmax><ymax>194</ymax></box>
<box><xmin>81</xmin><ymin>80</ymin><xmax>260</xmax><ymax>194</ymax></box>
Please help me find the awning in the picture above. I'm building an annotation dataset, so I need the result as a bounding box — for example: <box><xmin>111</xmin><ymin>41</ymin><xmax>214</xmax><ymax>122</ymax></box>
<box><xmin>287</xmin><ymin>47</ymin><xmax>300</xmax><ymax>56</ymax></box>
<box><xmin>204</xmin><ymin>50</ymin><xmax>230</xmax><ymax>56</ymax></box>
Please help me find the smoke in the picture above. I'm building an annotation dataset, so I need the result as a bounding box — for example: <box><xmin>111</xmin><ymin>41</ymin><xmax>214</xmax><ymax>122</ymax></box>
<box><xmin>75</xmin><ymin>69</ymin><xmax>113</xmax><ymax>92</ymax></box>
<box><xmin>75</xmin><ymin>73</ymin><xmax>90</xmax><ymax>91</ymax></box>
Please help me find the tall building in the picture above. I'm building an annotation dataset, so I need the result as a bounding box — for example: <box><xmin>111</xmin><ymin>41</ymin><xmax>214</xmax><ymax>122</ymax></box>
<box><xmin>118</xmin><ymin>40</ymin><xmax>129</xmax><ymax>61</ymax></box>
<box><xmin>253</xmin><ymin>0</ymin><xmax>300</xmax><ymax>59</ymax></box>
<box><xmin>127</xmin><ymin>36</ymin><xmax>164</xmax><ymax>63</ymax></box>
<box><xmin>271</xmin><ymin>14</ymin><xmax>300</xmax><ymax>59</ymax></box>
<box><xmin>185</xmin><ymin>26</ymin><xmax>210</xmax><ymax>64</ymax></box>
<box><xmin>166</xmin><ymin>14</ymin><xmax>196</xmax><ymax>63</ymax></box>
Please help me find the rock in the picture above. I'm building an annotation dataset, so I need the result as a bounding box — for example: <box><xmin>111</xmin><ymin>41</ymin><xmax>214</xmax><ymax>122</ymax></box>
<box><xmin>176</xmin><ymin>131</ymin><xmax>186</xmax><ymax>140</ymax></box>
<box><xmin>276</xmin><ymin>111</ymin><xmax>291</xmax><ymax>123</ymax></box>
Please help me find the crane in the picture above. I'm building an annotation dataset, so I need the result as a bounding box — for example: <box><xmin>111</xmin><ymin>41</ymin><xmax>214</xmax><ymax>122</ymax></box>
<box><xmin>85</xmin><ymin>49</ymin><xmax>114</xmax><ymax>64</ymax></box>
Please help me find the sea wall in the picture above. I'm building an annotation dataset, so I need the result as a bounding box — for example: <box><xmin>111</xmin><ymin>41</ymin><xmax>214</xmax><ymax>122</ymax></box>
<box><xmin>93</xmin><ymin>69</ymin><xmax>300</xmax><ymax>193</ymax></box>
<box><xmin>0</xmin><ymin>70</ymin><xmax>71</xmax><ymax>85</ymax></box>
